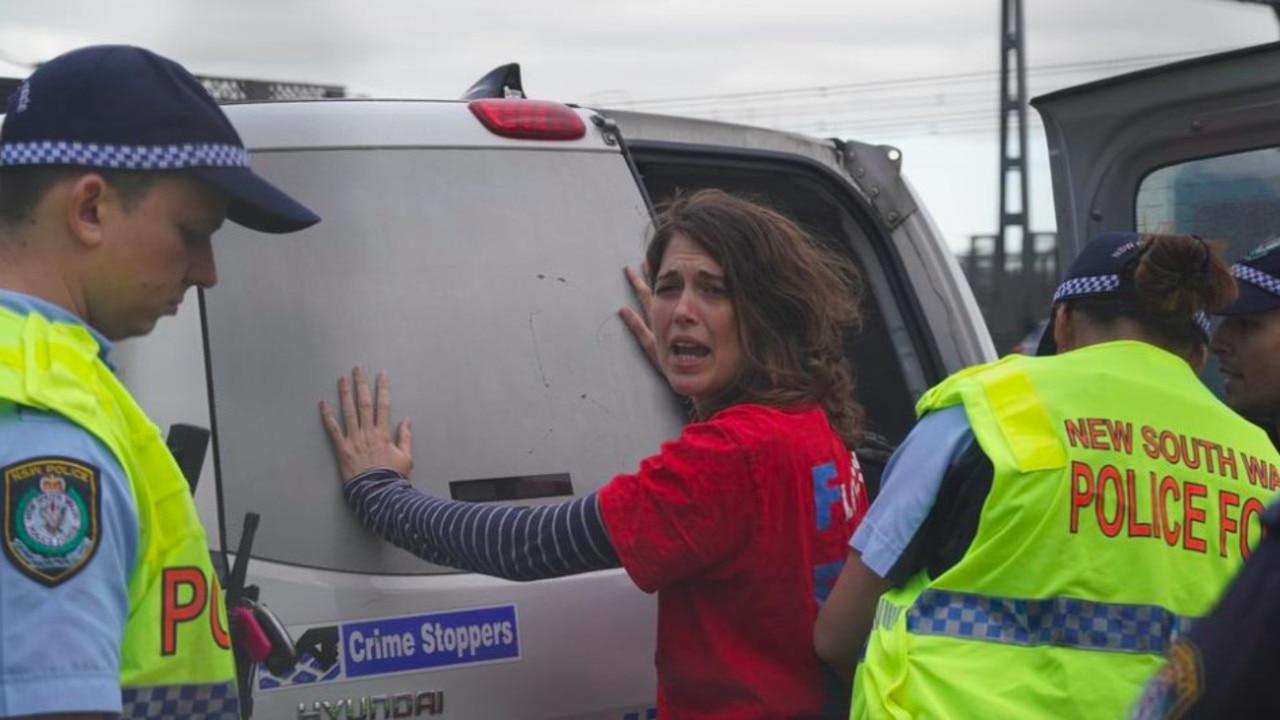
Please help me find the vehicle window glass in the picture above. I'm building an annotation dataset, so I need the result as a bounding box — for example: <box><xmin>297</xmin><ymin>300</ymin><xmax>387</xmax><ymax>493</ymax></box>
<box><xmin>1135</xmin><ymin>147</ymin><xmax>1280</xmax><ymax>399</ymax></box>
<box><xmin>1137</xmin><ymin>147</ymin><xmax>1280</xmax><ymax>261</ymax></box>
<box><xmin>204</xmin><ymin>147</ymin><xmax>680</xmax><ymax>575</ymax></box>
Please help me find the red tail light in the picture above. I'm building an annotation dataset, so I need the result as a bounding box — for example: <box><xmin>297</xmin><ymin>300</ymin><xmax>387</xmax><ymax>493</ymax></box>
<box><xmin>468</xmin><ymin>99</ymin><xmax>587</xmax><ymax>140</ymax></box>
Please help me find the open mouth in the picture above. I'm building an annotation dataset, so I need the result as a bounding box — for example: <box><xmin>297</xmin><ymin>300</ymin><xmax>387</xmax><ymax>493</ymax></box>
<box><xmin>670</xmin><ymin>340</ymin><xmax>710</xmax><ymax>362</ymax></box>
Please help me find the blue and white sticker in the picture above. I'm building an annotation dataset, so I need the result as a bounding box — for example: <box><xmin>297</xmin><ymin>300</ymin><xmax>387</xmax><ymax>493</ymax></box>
<box><xmin>344</xmin><ymin>605</ymin><xmax>519</xmax><ymax>677</ymax></box>
<box><xmin>259</xmin><ymin>604</ymin><xmax>519</xmax><ymax>690</ymax></box>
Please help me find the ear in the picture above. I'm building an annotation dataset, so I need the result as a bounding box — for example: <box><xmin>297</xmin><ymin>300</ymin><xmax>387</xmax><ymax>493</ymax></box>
<box><xmin>1052</xmin><ymin>304</ymin><xmax>1072</xmax><ymax>353</ymax></box>
<box><xmin>64</xmin><ymin>173</ymin><xmax>111</xmax><ymax>249</ymax></box>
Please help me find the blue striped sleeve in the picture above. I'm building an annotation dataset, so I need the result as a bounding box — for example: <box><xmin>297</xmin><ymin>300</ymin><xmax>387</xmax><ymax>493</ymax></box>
<box><xmin>343</xmin><ymin>469</ymin><xmax>620</xmax><ymax>581</ymax></box>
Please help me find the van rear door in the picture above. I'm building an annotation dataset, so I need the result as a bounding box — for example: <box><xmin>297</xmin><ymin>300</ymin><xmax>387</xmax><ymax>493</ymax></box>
<box><xmin>1032</xmin><ymin>41</ymin><xmax>1280</xmax><ymax>264</ymax></box>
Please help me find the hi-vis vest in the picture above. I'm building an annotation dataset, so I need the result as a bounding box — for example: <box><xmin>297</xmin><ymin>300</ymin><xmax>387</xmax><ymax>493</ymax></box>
<box><xmin>852</xmin><ymin>340</ymin><xmax>1280</xmax><ymax>720</ymax></box>
<box><xmin>0</xmin><ymin>306</ymin><xmax>238</xmax><ymax>718</ymax></box>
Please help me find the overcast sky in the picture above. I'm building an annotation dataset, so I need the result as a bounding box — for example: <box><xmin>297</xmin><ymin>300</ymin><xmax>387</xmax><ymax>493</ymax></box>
<box><xmin>0</xmin><ymin>0</ymin><xmax>1276</xmax><ymax>250</ymax></box>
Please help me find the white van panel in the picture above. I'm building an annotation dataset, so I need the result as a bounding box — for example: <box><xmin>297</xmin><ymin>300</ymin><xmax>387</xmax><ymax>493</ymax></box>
<box><xmin>203</xmin><ymin>145</ymin><xmax>678</xmax><ymax>575</ymax></box>
<box><xmin>242</xmin><ymin>558</ymin><xmax>657</xmax><ymax>719</ymax></box>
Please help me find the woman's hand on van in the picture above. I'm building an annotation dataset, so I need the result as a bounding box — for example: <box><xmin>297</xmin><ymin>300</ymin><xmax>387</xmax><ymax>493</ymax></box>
<box><xmin>619</xmin><ymin>264</ymin><xmax>659</xmax><ymax>369</ymax></box>
<box><xmin>319</xmin><ymin>366</ymin><xmax>414</xmax><ymax>482</ymax></box>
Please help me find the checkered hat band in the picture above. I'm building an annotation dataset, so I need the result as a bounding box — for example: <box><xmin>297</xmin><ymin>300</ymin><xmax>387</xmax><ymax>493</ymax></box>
<box><xmin>1053</xmin><ymin>274</ymin><xmax>1120</xmax><ymax>303</ymax></box>
<box><xmin>1234</xmin><ymin>264</ymin><xmax>1280</xmax><ymax>297</ymax></box>
<box><xmin>121</xmin><ymin>681</ymin><xmax>240</xmax><ymax>720</ymax></box>
<box><xmin>1054</xmin><ymin>275</ymin><xmax>1209</xmax><ymax>336</ymax></box>
<box><xmin>906</xmin><ymin>589</ymin><xmax>1194</xmax><ymax>654</ymax></box>
<box><xmin>1194</xmin><ymin>311</ymin><xmax>1211</xmax><ymax>338</ymax></box>
<box><xmin>0</xmin><ymin>141</ymin><xmax>248</xmax><ymax>170</ymax></box>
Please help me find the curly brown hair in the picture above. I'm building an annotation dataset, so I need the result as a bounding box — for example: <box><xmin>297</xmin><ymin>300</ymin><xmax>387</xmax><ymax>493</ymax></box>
<box><xmin>644</xmin><ymin>189</ymin><xmax>865</xmax><ymax>449</ymax></box>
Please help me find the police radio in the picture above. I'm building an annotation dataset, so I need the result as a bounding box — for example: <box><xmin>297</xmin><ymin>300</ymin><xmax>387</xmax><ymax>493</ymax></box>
<box><xmin>165</xmin><ymin>423</ymin><xmax>210</xmax><ymax>494</ymax></box>
<box><xmin>165</xmin><ymin>425</ymin><xmax>297</xmax><ymax>719</ymax></box>
<box><xmin>225</xmin><ymin>512</ymin><xmax>298</xmax><ymax>717</ymax></box>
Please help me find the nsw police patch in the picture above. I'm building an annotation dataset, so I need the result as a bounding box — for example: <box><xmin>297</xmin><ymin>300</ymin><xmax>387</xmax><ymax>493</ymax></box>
<box><xmin>1131</xmin><ymin>638</ymin><xmax>1203</xmax><ymax>719</ymax></box>
<box><xmin>3</xmin><ymin>457</ymin><xmax>100</xmax><ymax>587</ymax></box>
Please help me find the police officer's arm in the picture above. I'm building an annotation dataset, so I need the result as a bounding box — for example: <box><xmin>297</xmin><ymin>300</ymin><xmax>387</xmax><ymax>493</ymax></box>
<box><xmin>814</xmin><ymin>550</ymin><xmax>891</xmax><ymax>683</ymax></box>
<box><xmin>813</xmin><ymin>407</ymin><xmax>981</xmax><ymax>684</ymax></box>
<box><xmin>0</xmin><ymin>411</ymin><xmax>136</xmax><ymax>717</ymax></box>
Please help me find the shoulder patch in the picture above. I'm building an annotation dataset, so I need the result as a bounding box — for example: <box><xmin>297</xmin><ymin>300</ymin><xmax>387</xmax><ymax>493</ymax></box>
<box><xmin>1131</xmin><ymin>638</ymin><xmax>1204</xmax><ymax>719</ymax></box>
<box><xmin>3</xmin><ymin>456</ymin><xmax>101</xmax><ymax>587</ymax></box>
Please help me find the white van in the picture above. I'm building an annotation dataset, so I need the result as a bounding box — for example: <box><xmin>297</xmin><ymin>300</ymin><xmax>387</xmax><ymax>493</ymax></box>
<box><xmin>115</xmin><ymin>67</ymin><xmax>996</xmax><ymax>718</ymax></box>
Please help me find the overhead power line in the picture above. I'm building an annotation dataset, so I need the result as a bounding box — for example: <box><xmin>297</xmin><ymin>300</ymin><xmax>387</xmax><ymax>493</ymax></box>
<box><xmin>603</xmin><ymin>46</ymin><xmax>1239</xmax><ymax>139</ymax></box>
<box><xmin>613</xmin><ymin>47</ymin><xmax>1235</xmax><ymax>110</ymax></box>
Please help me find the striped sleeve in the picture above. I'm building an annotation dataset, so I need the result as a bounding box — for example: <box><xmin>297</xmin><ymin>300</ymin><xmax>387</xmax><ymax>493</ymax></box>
<box><xmin>342</xmin><ymin>468</ymin><xmax>621</xmax><ymax>581</ymax></box>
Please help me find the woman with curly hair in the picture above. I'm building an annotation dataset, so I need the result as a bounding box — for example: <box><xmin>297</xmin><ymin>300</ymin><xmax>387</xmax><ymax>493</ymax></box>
<box><xmin>320</xmin><ymin>189</ymin><xmax>870</xmax><ymax>718</ymax></box>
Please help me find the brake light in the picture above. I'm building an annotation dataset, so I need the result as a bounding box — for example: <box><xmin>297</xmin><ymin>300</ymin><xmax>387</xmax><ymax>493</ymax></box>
<box><xmin>468</xmin><ymin>99</ymin><xmax>587</xmax><ymax>140</ymax></box>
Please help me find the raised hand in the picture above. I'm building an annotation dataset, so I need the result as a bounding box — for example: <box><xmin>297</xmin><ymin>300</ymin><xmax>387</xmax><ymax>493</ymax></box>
<box><xmin>319</xmin><ymin>366</ymin><xmax>413</xmax><ymax>482</ymax></box>
<box><xmin>618</xmin><ymin>263</ymin><xmax>659</xmax><ymax>369</ymax></box>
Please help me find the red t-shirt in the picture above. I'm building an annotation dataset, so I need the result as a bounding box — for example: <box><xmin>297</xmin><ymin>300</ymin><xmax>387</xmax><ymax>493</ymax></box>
<box><xmin>599</xmin><ymin>403</ymin><xmax>868</xmax><ymax>719</ymax></box>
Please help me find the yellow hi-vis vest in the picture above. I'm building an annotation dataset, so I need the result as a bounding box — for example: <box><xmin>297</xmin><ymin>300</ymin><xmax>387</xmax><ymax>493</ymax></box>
<box><xmin>852</xmin><ymin>340</ymin><xmax>1280</xmax><ymax>720</ymax></box>
<box><xmin>0</xmin><ymin>306</ymin><xmax>238</xmax><ymax>718</ymax></box>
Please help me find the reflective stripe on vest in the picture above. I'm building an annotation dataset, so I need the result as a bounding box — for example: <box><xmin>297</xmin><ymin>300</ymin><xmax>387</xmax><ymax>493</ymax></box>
<box><xmin>907</xmin><ymin>589</ymin><xmax>1194</xmax><ymax>654</ymax></box>
<box><xmin>122</xmin><ymin>684</ymin><xmax>239</xmax><ymax>719</ymax></box>
<box><xmin>0</xmin><ymin>307</ymin><xmax>238</xmax><ymax>717</ymax></box>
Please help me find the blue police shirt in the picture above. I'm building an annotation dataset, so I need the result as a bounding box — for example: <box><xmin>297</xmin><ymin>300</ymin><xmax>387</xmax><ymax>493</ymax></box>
<box><xmin>0</xmin><ymin>290</ymin><xmax>138</xmax><ymax>716</ymax></box>
<box><xmin>851</xmin><ymin>405</ymin><xmax>975</xmax><ymax>578</ymax></box>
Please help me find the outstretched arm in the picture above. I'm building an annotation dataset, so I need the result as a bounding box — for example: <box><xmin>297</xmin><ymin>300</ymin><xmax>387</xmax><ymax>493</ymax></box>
<box><xmin>344</xmin><ymin>469</ymin><xmax>619</xmax><ymax>580</ymax></box>
<box><xmin>319</xmin><ymin>366</ymin><xmax>620</xmax><ymax>581</ymax></box>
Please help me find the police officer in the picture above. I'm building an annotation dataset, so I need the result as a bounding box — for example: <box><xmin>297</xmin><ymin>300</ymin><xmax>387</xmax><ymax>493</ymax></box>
<box><xmin>0</xmin><ymin>46</ymin><xmax>318</xmax><ymax>718</ymax></box>
<box><xmin>1128</xmin><ymin>237</ymin><xmax>1280</xmax><ymax>719</ymax></box>
<box><xmin>814</xmin><ymin>232</ymin><xmax>1280</xmax><ymax>719</ymax></box>
<box><xmin>1212</xmin><ymin>237</ymin><xmax>1280</xmax><ymax>445</ymax></box>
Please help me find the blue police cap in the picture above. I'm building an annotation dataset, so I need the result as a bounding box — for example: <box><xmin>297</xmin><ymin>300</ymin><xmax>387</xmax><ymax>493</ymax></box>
<box><xmin>0</xmin><ymin>45</ymin><xmax>319</xmax><ymax>234</ymax></box>
<box><xmin>1219</xmin><ymin>237</ymin><xmax>1280</xmax><ymax>317</ymax></box>
<box><xmin>1036</xmin><ymin>232</ymin><xmax>1211</xmax><ymax>355</ymax></box>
